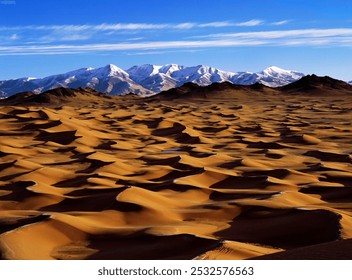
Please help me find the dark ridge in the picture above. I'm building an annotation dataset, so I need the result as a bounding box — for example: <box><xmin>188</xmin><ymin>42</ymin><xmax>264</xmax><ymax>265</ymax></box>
<box><xmin>280</xmin><ymin>74</ymin><xmax>352</xmax><ymax>94</ymax></box>
<box><xmin>2</xmin><ymin>75</ymin><xmax>351</xmax><ymax>105</ymax></box>
<box><xmin>0</xmin><ymin>181</ymin><xmax>37</xmax><ymax>201</ymax></box>
<box><xmin>216</xmin><ymin>207</ymin><xmax>341</xmax><ymax>249</ymax></box>
<box><xmin>149</xmin><ymin>81</ymin><xmax>274</xmax><ymax>100</ymax></box>
<box><xmin>0</xmin><ymin>91</ymin><xmax>35</xmax><ymax>103</ymax></box>
<box><xmin>42</xmin><ymin>87</ymin><xmax>78</xmax><ymax>97</ymax></box>
<box><xmin>77</xmin><ymin>159</ymin><xmax>115</xmax><ymax>174</ymax></box>
<box><xmin>203</xmin><ymin>81</ymin><xmax>243</xmax><ymax>91</ymax></box>
<box><xmin>85</xmin><ymin>233</ymin><xmax>220</xmax><ymax>260</ymax></box>
<box><xmin>303</xmin><ymin>150</ymin><xmax>352</xmax><ymax>163</ymax></box>
<box><xmin>210</xmin><ymin>175</ymin><xmax>271</xmax><ymax>189</ymax></box>
<box><xmin>35</xmin><ymin>129</ymin><xmax>80</xmax><ymax>145</ymax></box>
<box><xmin>0</xmin><ymin>171</ymin><xmax>33</xmax><ymax>181</ymax></box>
<box><xmin>40</xmin><ymin>187</ymin><xmax>142</xmax><ymax>212</ymax></box>
<box><xmin>95</xmin><ymin>140</ymin><xmax>118</xmax><ymax>150</ymax></box>
<box><xmin>151</xmin><ymin>122</ymin><xmax>186</xmax><ymax>136</ymax></box>
<box><xmin>21</xmin><ymin>120</ymin><xmax>62</xmax><ymax>130</ymax></box>
<box><xmin>300</xmin><ymin>186</ymin><xmax>352</xmax><ymax>203</ymax></box>
<box><xmin>151</xmin><ymin>82</ymin><xmax>202</xmax><ymax>100</ymax></box>
<box><xmin>0</xmin><ymin>214</ymin><xmax>50</xmax><ymax>234</ymax></box>
<box><xmin>210</xmin><ymin>190</ymin><xmax>280</xmax><ymax>201</ymax></box>
<box><xmin>140</xmin><ymin>155</ymin><xmax>181</xmax><ymax>166</ymax></box>
<box><xmin>132</xmin><ymin>117</ymin><xmax>164</xmax><ymax>129</ymax></box>
<box><xmin>40</xmin><ymin>87</ymin><xmax>108</xmax><ymax>101</ymax></box>
<box><xmin>52</xmin><ymin>174</ymin><xmax>102</xmax><ymax>188</ymax></box>
<box><xmin>249</xmin><ymin>82</ymin><xmax>267</xmax><ymax>90</ymax></box>
<box><xmin>66</xmin><ymin>186</ymin><xmax>128</xmax><ymax>197</ymax></box>
<box><xmin>0</xmin><ymin>87</ymin><xmax>109</xmax><ymax>105</ymax></box>
<box><xmin>0</xmin><ymin>160</ymin><xmax>17</xmax><ymax>172</ymax></box>
<box><xmin>250</xmin><ymin>238</ymin><xmax>352</xmax><ymax>260</ymax></box>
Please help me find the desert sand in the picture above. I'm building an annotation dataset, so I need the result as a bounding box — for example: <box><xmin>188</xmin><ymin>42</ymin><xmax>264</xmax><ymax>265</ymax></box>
<box><xmin>0</xmin><ymin>84</ymin><xmax>352</xmax><ymax>260</ymax></box>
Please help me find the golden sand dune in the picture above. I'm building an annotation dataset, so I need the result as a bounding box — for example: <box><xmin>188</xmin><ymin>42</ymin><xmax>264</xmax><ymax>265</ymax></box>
<box><xmin>1</xmin><ymin>84</ymin><xmax>352</xmax><ymax>260</ymax></box>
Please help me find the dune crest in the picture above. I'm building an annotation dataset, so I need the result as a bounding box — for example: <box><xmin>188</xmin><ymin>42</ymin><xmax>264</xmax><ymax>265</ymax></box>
<box><xmin>1</xmin><ymin>84</ymin><xmax>352</xmax><ymax>259</ymax></box>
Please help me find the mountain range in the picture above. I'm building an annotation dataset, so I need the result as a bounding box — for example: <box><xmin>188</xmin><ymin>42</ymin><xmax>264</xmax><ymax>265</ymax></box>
<box><xmin>3</xmin><ymin>74</ymin><xmax>352</xmax><ymax>107</ymax></box>
<box><xmin>0</xmin><ymin>64</ymin><xmax>305</xmax><ymax>98</ymax></box>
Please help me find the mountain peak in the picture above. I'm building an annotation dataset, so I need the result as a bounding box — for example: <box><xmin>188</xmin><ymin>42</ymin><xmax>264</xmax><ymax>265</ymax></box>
<box><xmin>103</xmin><ymin>64</ymin><xmax>124</xmax><ymax>74</ymax></box>
<box><xmin>257</xmin><ymin>66</ymin><xmax>305</xmax><ymax>87</ymax></box>
<box><xmin>264</xmin><ymin>65</ymin><xmax>285</xmax><ymax>72</ymax></box>
<box><xmin>0</xmin><ymin>64</ymin><xmax>307</xmax><ymax>97</ymax></box>
<box><xmin>127</xmin><ymin>64</ymin><xmax>162</xmax><ymax>77</ymax></box>
<box><xmin>159</xmin><ymin>64</ymin><xmax>184</xmax><ymax>75</ymax></box>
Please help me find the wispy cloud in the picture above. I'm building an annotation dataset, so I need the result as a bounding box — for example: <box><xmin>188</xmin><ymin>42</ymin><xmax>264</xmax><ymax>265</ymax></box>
<box><xmin>0</xmin><ymin>19</ymin><xmax>266</xmax><ymax>33</ymax></box>
<box><xmin>198</xmin><ymin>21</ymin><xmax>234</xmax><ymax>28</ymax></box>
<box><xmin>271</xmin><ymin>20</ymin><xmax>291</xmax><ymax>26</ymax></box>
<box><xmin>125</xmin><ymin>37</ymin><xmax>145</xmax><ymax>41</ymax></box>
<box><xmin>202</xmin><ymin>28</ymin><xmax>352</xmax><ymax>39</ymax></box>
<box><xmin>0</xmin><ymin>20</ymin><xmax>267</xmax><ymax>44</ymax></box>
<box><xmin>0</xmin><ymin>39</ymin><xmax>268</xmax><ymax>56</ymax></box>
<box><xmin>0</xmin><ymin>20</ymin><xmax>270</xmax><ymax>45</ymax></box>
<box><xmin>1</xmin><ymin>26</ymin><xmax>352</xmax><ymax>56</ymax></box>
<box><xmin>127</xmin><ymin>49</ymin><xmax>204</xmax><ymax>56</ymax></box>
<box><xmin>235</xmin><ymin>19</ymin><xmax>264</xmax><ymax>27</ymax></box>
<box><xmin>1</xmin><ymin>28</ymin><xmax>352</xmax><ymax>56</ymax></box>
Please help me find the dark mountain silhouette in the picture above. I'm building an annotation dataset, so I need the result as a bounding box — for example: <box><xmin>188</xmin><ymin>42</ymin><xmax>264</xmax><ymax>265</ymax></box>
<box><xmin>1</xmin><ymin>87</ymin><xmax>111</xmax><ymax>106</ymax></box>
<box><xmin>149</xmin><ymin>81</ymin><xmax>276</xmax><ymax>101</ymax></box>
<box><xmin>2</xmin><ymin>75</ymin><xmax>351</xmax><ymax>106</ymax></box>
<box><xmin>280</xmin><ymin>74</ymin><xmax>352</xmax><ymax>94</ymax></box>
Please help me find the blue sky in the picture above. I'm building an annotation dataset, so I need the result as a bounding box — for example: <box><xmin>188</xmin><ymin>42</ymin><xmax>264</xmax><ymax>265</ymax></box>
<box><xmin>0</xmin><ymin>0</ymin><xmax>352</xmax><ymax>80</ymax></box>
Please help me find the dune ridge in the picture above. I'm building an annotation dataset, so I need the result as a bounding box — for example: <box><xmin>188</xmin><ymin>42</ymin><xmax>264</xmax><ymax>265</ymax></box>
<box><xmin>0</xmin><ymin>84</ymin><xmax>352</xmax><ymax>260</ymax></box>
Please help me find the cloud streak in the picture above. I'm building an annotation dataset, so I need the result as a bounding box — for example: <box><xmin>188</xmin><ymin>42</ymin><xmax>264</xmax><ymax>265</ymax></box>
<box><xmin>0</xmin><ymin>20</ymin><xmax>265</xmax><ymax>32</ymax></box>
<box><xmin>0</xmin><ymin>19</ymin><xmax>288</xmax><ymax>44</ymax></box>
<box><xmin>235</xmin><ymin>19</ymin><xmax>264</xmax><ymax>27</ymax></box>
<box><xmin>205</xmin><ymin>28</ymin><xmax>352</xmax><ymax>39</ymax></box>
<box><xmin>271</xmin><ymin>20</ymin><xmax>291</xmax><ymax>26</ymax></box>
<box><xmin>1</xmin><ymin>28</ymin><xmax>351</xmax><ymax>56</ymax></box>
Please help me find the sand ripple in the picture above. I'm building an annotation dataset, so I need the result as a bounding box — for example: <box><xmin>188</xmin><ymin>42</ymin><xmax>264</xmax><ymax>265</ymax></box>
<box><xmin>1</xmin><ymin>94</ymin><xmax>352</xmax><ymax>259</ymax></box>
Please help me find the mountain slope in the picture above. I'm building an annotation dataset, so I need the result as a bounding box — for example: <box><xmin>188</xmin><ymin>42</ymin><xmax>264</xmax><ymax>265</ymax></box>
<box><xmin>148</xmin><ymin>81</ymin><xmax>278</xmax><ymax>101</ymax></box>
<box><xmin>153</xmin><ymin>74</ymin><xmax>352</xmax><ymax>100</ymax></box>
<box><xmin>280</xmin><ymin>74</ymin><xmax>352</xmax><ymax>94</ymax></box>
<box><xmin>254</xmin><ymin>66</ymin><xmax>305</xmax><ymax>87</ymax></box>
<box><xmin>0</xmin><ymin>64</ymin><xmax>305</xmax><ymax>97</ymax></box>
<box><xmin>126</xmin><ymin>64</ymin><xmax>305</xmax><ymax>92</ymax></box>
<box><xmin>4</xmin><ymin>74</ymin><xmax>351</xmax><ymax>106</ymax></box>
<box><xmin>1</xmin><ymin>87</ymin><xmax>112</xmax><ymax>106</ymax></box>
<box><xmin>0</xmin><ymin>64</ymin><xmax>151</xmax><ymax>97</ymax></box>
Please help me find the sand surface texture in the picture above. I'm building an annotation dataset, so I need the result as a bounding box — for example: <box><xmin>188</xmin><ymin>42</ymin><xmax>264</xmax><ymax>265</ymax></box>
<box><xmin>0</xmin><ymin>86</ymin><xmax>352</xmax><ymax>259</ymax></box>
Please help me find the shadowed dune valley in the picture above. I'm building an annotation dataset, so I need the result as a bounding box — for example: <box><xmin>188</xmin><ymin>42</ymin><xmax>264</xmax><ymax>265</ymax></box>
<box><xmin>1</xmin><ymin>79</ymin><xmax>352</xmax><ymax>260</ymax></box>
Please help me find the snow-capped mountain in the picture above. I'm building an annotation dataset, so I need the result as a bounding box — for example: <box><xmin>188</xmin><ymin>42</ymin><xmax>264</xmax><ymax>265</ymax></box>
<box><xmin>0</xmin><ymin>64</ymin><xmax>151</xmax><ymax>97</ymax></box>
<box><xmin>255</xmin><ymin>66</ymin><xmax>306</xmax><ymax>87</ymax></box>
<box><xmin>126</xmin><ymin>64</ymin><xmax>237</xmax><ymax>92</ymax></box>
<box><xmin>0</xmin><ymin>64</ymin><xmax>305</xmax><ymax>98</ymax></box>
<box><xmin>230</xmin><ymin>66</ymin><xmax>305</xmax><ymax>87</ymax></box>
<box><xmin>127</xmin><ymin>64</ymin><xmax>178</xmax><ymax>92</ymax></box>
<box><xmin>127</xmin><ymin>64</ymin><xmax>305</xmax><ymax>90</ymax></box>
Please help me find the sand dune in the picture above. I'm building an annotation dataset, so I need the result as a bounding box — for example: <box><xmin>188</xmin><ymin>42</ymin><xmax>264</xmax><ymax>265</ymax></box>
<box><xmin>1</xmin><ymin>85</ymin><xmax>352</xmax><ymax>259</ymax></box>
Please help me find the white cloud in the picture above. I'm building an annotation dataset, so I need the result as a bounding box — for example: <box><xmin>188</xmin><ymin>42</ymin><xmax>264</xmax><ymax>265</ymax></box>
<box><xmin>200</xmin><ymin>28</ymin><xmax>352</xmax><ymax>39</ymax></box>
<box><xmin>271</xmin><ymin>20</ymin><xmax>291</xmax><ymax>26</ymax></box>
<box><xmin>173</xmin><ymin>23</ymin><xmax>196</xmax><ymax>29</ymax></box>
<box><xmin>1</xmin><ymin>28</ymin><xmax>352</xmax><ymax>56</ymax></box>
<box><xmin>198</xmin><ymin>21</ymin><xmax>234</xmax><ymax>28</ymax></box>
<box><xmin>235</xmin><ymin>19</ymin><xmax>264</xmax><ymax>27</ymax></box>
<box><xmin>0</xmin><ymin>19</ymin><xmax>265</xmax><ymax>32</ymax></box>
<box><xmin>125</xmin><ymin>37</ymin><xmax>145</xmax><ymax>41</ymax></box>
<box><xmin>0</xmin><ymin>39</ymin><xmax>266</xmax><ymax>55</ymax></box>
<box><xmin>0</xmin><ymin>20</ymin><xmax>268</xmax><ymax>45</ymax></box>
